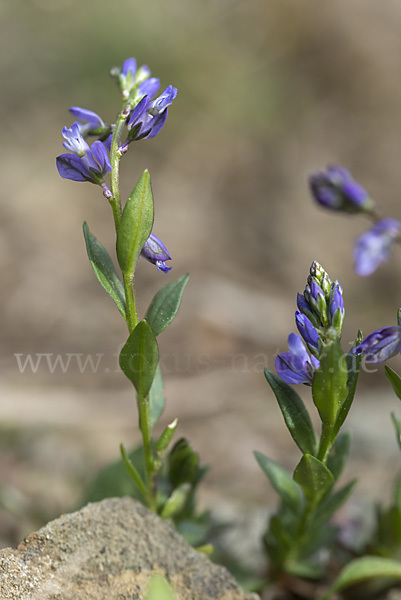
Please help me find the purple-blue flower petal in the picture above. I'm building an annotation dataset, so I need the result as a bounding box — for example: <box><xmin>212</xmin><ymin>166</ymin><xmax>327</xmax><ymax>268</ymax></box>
<box><xmin>295</xmin><ymin>311</ymin><xmax>319</xmax><ymax>350</ymax></box>
<box><xmin>275</xmin><ymin>352</ymin><xmax>312</xmax><ymax>385</ymax></box>
<box><xmin>287</xmin><ymin>332</ymin><xmax>309</xmax><ymax>360</ymax></box>
<box><xmin>354</xmin><ymin>218</ymin><xmax>401</xmax><ymax>277</ymax></box>
<box><xmin>69</xmin><ymin>107</ymin><xmax>104</xmax><ymax>128</ymax></box>
<box><xmin>142</xmin><ymin>109</ymin><xmax>168</xmax><ymax>139</ymax></box>
<box><xmin>140</xmin><ymin>233</ymin><xmax>172</xmax><ymax>272</ymax></box>
<box><xmin>90</xmin><ymin>140</ymin><xmax>112</xmax><ymax>174</ymax></box>
<box><xmin>62</xmin><ymin>123</ymin><xmax>90</xmax><ymax>155</ymax></box>
<box><xmin>148</xmin><ymin>85</ymin><xmax>178</xmax><ymax>114</ymax></box>
<box><xmin>122</xmin><ymin>57</ymin><xmax>137</xmax><ymax>77</ymax></box>
<box><xmin>275</xmin><ymin>333</ymin><xmax>320</xmax><ymax>385</ymax></box>
<box><xmin>351</xmin><ymin>326</ymin><xmax>401</xmax><ymax>363</ymax></box>
<box><xmin>56</xmin><ymin>153</ymin><xmax>91</xmax><ymax>182</ymax></box>
<box><xmin>297</xmin><ymin>293</ymin><xmax>310</xmax><ymax>315</ymax></box>
<box><xmin>329</xmin><ymin>282</ymin><xmax>344</xmax><ymax>329</ymax></box>
<box><xmin>128</xmin><ymin>96</ymin><xmax>150</xmax><ymax>130</ymax></box>
<box><xmin>309</xmin><ymin>165</ymin><xmax>372</xmax><ymax>213</ymax></box>
<box><xmin>138</xmin><ymin>77</ymin><xmax>160</xmax><ymax>99</ymax></box>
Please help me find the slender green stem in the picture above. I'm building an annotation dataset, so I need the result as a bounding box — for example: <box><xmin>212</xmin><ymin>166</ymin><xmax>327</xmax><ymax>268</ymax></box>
<box><xmin>110</xmin><ymin>94</ymin><xmax>157</xmax><ymax>511</ymax></box>
<box><xmin>138</xmin><ymin>395</ymin><xmax>157</xmax><ymax>511</ymax></box>
<box><xmin>109</xmin><ymin>105</ymin><xmax>131</xmax><ymax>232</ymax></box>
<box><xmin>120</xmin><ymin>443</ymin><xmax>148</xmax><ymax>502</ymax></box>
<box><xmin>317</xmin><ymin>423</ymin><xmax>333</xmax><ymax>463</ymax></box>
<box><xmin>122</xmin><ymin>269</ymin><xmax>156</xmax><ymax>510</ymax></box>
<box><xmin>123</xmin><ymin>273</ymin><xmax>138</xmax><ymax>333</ymax></box>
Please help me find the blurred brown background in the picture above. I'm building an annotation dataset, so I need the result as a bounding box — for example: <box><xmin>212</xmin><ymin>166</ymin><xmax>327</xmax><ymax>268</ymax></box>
<box><xmin>2</xmin><ymin>0</ymin><xmax>401</xmax><ymax>551</ymax></box>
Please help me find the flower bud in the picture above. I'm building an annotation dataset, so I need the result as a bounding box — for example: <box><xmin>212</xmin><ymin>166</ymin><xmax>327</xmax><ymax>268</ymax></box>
<box><xmin>141</xmin><ymin>233</ymin><xmax>172</xmax><ymax>273</ymax></box>
<box><xmin>309</xmin><ymin>166</ymin><xmax>375</xmax><ymax>214</ymax></box>
<box><xmin>295</xmin><ymin>311</ymin><xmax>320</xmax><ymax>356</ymax></box>
<box><xmin>328</xmin><ymin>281</ymin><xmax>344</xmax><ymax>334</ymax></box>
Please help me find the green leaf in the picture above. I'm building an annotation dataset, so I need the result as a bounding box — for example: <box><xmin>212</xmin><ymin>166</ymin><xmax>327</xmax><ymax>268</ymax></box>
<box><xmin>313</xmin><ymin>479</ymin><xmax>357</xmax><ymax>527</ymax></box>
<box><xmin>82</xmin><ymin>222</ymin><xmax>126</xmax><ymax>318</ymax></box>
<box><xmin>168</xmin><ymin>438</ymin><xmax>200</xmax><ymax>487</ymax></box>
<box><xmin>386</xmin><ymin>365</ymin><xmax>401</xmax><ymax>402</ymax></box>
<box><xmin>312</xmin><ymin>335</ymin><xmax>348</xmax><ymax>426</ymax></box>
<box><xmin>326</xmin><ymin>431</ymin><xmax>352</xmax><ymax>482</ymax></box>
<box><xmin>117</xmin><ymin>169</ymin><xmax>154</xmax><ymax>275</ymax></box>
<box><xmin>318</xmin><ymin>557</ymin><xmax>401</xmax><ymax>600</ymax></box>
<box><xmin>394</xmin><ymin>471</ymin><xmax>401</xmax><ymax>510</ymax></box>
<box><xmin>286</xmin><ymin>559</ymin><xmax>326</xmax><ymax>580</ymax></box>
<box><xmin>155</xmin><ymin>418</ymin><xmax>178</xmax><ymax>453</ymax></box>
<box><xmin>160</xmin><ymin>483</ymin><xmax>191</xmax><ymax>519</ymax></box>
<box><xmin>293</xmin><ymin>454</ymin><xmax>334</xmax><ymax>505</ymax></box>
<box><xmin>375</xmin><ymin>505</ymin><xmax>401</xmax><ymax>553</ymax></box>
<box><xmin>391</xmin><ymin>413</ymin><xmax>401</xmax><ymax>452</ymax></box>
<box><xmin>254</xmin><ymin>451</ymin><xmax>302</xmax><ymax>511</ymax></box>
<box><xmin>120</xmin><ymin>443</ymin><xmax>147</xmax><ymax>501</ymax></box>
<box><xmin>149</xmin><ymin>365</ymin><xmax>166</xmax><ymax>427</ymax></box>
<box><xmin>119</xmin><ymin>320</ymin><xmax>159</xmax><ymax>399</ymax></box>
<box><xmin>145</xmin><ymin>274</ymin><xmax>189</xmax><ymax>337</ymax></box>
<box><xmin>264</xmin><ymin>370</ymin><xmax>318</xmax><ymax>455</ymax></box>
<box><xmin>332</xmin><ymin>345</ymin><xmax>362</xmax><ymax>438</ymax></box>
<box><xmin>79</xmin><ymin>445</ymin><xmax>145</xmax><ymax>506</ymax></box>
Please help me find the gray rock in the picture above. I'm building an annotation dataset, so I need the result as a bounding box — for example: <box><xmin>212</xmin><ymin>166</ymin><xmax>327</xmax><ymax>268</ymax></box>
<box><xmin>0</xmin><ymin>497</ymin><xmax>258</xmax><ymax>600</ymax></box>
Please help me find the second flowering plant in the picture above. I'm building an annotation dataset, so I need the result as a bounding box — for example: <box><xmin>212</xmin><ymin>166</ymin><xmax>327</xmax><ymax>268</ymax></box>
<box><xmin>56</xmin><ymin>58</ymin><xmax>206</xmax><ymax>529</ymax></box>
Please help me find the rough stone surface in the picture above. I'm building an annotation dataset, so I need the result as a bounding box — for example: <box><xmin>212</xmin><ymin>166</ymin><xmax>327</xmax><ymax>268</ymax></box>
<box><xmin>0</xmin><ymin>497</ymin><xmax>258</xmax><ymax>600</ymax></box>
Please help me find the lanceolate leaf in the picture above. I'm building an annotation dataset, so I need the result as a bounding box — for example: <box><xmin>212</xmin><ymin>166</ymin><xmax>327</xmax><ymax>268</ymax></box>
<box><xmin>145</xmin><ymin>274</ymin><xmax>189</xmax><ymax>336</ymax></box>
<box><xmin>117</xmin><ymin>169</ymin><xmax>154</xmax><ymax>276</ymax></box>
<box><xmin>264</xmin><ymin>370</ymin><xmax>318</xmax><ymax>455</ymax></box>
<box><xmin>83</xmin><ymin>222</ymin><xmax>126</xmax><ymax>318</ymax></box>
<box><xmin>149</xmin><ymin>365</ymin><xmax>166</xmax><ymax>427</ymax></box>
<box><xmin>313</xmin><ymin>479</ymin><xmax>357</xmax><ymax>527</ymax></box>
<box><xmin>293</xmin><ymin>454</ymin><xmax>334</xmax><ymax>505</ymax></box>
<box><xmin>326</xmin><ymin>431</ymin><xmax>352</xmax><ymax>482</ymax></box>
<box><xmin>332</xmin><ymin>349</ymin><xmax>362</xmax><ymax>439</ymax></box>
<box><xmin>391</xmin><ymin>412</ymin><xmax>401</xmax><ymax>452</ymax></box>
<box><xmin>254</xmin><ymin>451</ymin><xmax>302</xmax><ymax>511</ymax></box>
<box><xmin>385</xmin><ymin>365</ymin><xmax>401</xmax><ymax>402</ymax></box>
<box><xmin>318</xmin><ymin>557</ymin><xmax>401</xmax><ymax>600</ymax></box>
<box><xmin>119</xmin><ymin>320</ymin><xmax>159</xmax><ymax>399</ymax></box>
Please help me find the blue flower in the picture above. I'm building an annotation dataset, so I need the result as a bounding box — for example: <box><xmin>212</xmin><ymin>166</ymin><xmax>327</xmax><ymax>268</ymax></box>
<box><xmin>275</xmin><ymin>333</ymin><xmax>320</xmax><ymax>385</ymax></box>
<box><xmin>126</xmin><ymin>84</ymin><xmax>178</xmax><ymax>142</ymax></box>
<box><xmin>141</xmin><ymin>233</ymin><xmax>172</xmax><ymax>273</ymax></box>
<box><xmin>57</xmin><ymin>126</ymin><xmax>111</xmax><ymax>185</ymax></box>
<box><xmin>309</xmin><ymin>166</ymin><xmax>374</xmax><ymax>214</ymax></box>
<box><xmin>351</xmin><ymin>326</ymin><xmax>401</xmax><ymax>363</ymax></box>
<box><xmin>295</xmin><ymin>311</ymin><xmax>319</xmax><ymax>354</ymax></box>
<box><xmin>354</xmin><ymin>218</ymin><xmax>401</xmax><ymax>277</ymax></box>
<box><xmin>113</xmin><ymin>57</ymin><xmax>152</xmax><ymax>97</ymax></box>
<box><xmin>328</xmin><ymin>281</ymin><xmax>344</xmax><ymax>332</ymax></box>
<box><xmin>62</xmin><ymin>122</ymin><xmax>91</xmax><ymax>156</ymax></box>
